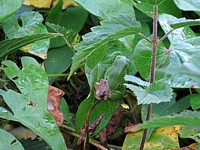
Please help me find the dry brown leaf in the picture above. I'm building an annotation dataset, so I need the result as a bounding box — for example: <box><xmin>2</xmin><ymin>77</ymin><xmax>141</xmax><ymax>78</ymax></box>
<box><xmin>99</xmin><ymin>108</ymin><xmax>124</xmax><ymax>146</ymax></box>
<box><xmin>47</xmin><ymin>85</ymin><xmax>65</xmax><ymax>127</ymax></box>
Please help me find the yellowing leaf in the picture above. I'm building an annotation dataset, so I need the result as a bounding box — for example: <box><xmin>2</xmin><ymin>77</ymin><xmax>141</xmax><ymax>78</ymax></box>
<box><xmin>23</xmin><ymin>0</ymin><xmax>77</xmax><ymax>9</ymax></box>
<box><xmin>122</xmin><ymin>126</ymin><xmax>179</xmax><ymax>150</ymax></box>
<box><xmin>23</xmin><ymin>0</ymin><xmax>52</xmax><ymax>8</ymax></box>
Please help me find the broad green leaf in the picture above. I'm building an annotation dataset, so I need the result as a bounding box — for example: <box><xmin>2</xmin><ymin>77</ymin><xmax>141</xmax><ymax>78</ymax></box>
<box><xmin>69</xmin><ymin>15</ymin><xmax>141</xmax><ymax>78</ymax></box>
<box><xmin>157</xmin><ymin>42</ymin><xmax>200</xmax><ymax>88</ymax></box>
<box><xmin>0</xmin><ymin>128</ymin><xmax>25</xmax><ymax>150</ymax></box>
<box><xmin>134</xmin><ymin>111</ymin><xmax>200</xmax><ymax>142</ymax></box>
<box><xmin>138</xmin><ymin>0</ymin><xmax>167</xmax><ymax>5</ymax></box>
<box><xmin>190</xmin><ymin>94</ymin><xmax>200</xmax><ymax>109</ymax></box>
<box><xmin>85</xmin><ymin>45</ymin><xmax>114</xmax><ymax>89</ymax></box>
<box><xmin>0</xmin><ymin>57</ymin><xmax>67</xmax><ymax>150</ymax></box>
<box><xmin>0</xmin><ymin>33</ymin><xmax>62</xmax><ymax>58</ymax></box>
<box><xmin>0</xmin><ymin>0</ymin><xmax>23</xmax><ymax>22</ymax></box>
<box><xmin>108</xmin><ymin>40</ymin><xmax>138</xmax><ymax>75</ymax></box>
<box><xmin>133</xmin><ymin>0</ymin><xmax>182</xmax><ymax>18</ymax></box>
<box><xmin>124</xmin><ymin>75</ymin><xmax>150</xmax><ymax>87</ymax></box>
<box><xmin>75</xmin><ymin>0</ymin><xmax>135</xmax><ymax>20</ymax></box>
<box><xmin>3</xmin><ymin>57</ymin><xmax>49</xmax><ymax>108</ymax></box>
<box><xmin>170</xmin><ymin>18</ymin><xmax>200</xmax><ymax>29</ymax></box>
<box><xmin>104</xmin><ymin>56</ymin><xmax>129</xmax><ymax>90</ymax></box>
<box><xmin>133</xmin><ymin>38</ymin><xmax>167</xmax><ymax>80</ymax></box>
<box><xmin>124</xmin><ymin>81</ymin><xmax>173</xmax><ymax>105</ymax></box>
<box><xmin>44</xmin><ymin>46</ymin><xmax>74</xmax><ymax>84</ymax></box>
<box><xmin>159</xmin><ymin>14</ymin><xmax>196</xmax><ymax>42</ymax></box>
<box><xmin>75</xmin><ymin>95</ymin><xmax>121</xmax><ymax>135</ymax></box>
<box><xmin>46</xmin><ymin>0</ymin><xmax>88</xmax><ymax>48</ymax></box>
<box><xmin>173</xmin><ymin>0</ymin><xmax>200</xmax><ymax>12</ymax></box>
<box><xmin>2</xmin><ymin>11</ymin><xmax>50</xmax><ymax>59</ymax></box>
<box><xmin>122</xmin><ymin>126</ymin><xmax>179</xmax><ymax>150</ymax></box>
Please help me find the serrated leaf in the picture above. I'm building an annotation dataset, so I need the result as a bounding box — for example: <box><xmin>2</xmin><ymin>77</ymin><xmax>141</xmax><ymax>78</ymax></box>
<box><xmin>190</xmin><ymin>94</ymin><xmax>200</xmax><ymax>109</ymax></box>
<box><xmin>2</xmin><ymin>11</ymin><xmax>50</xmax><ymax>59</ymax></box>
<box><xmin>170</xmin><ymin>18</ymin><xmax>200</xmax><ymax>29</ymax></box>
<box><xmin>0</xmin><ymin>57</ymin><xmax>67</xmax><ymax>150</ymax></box>
<box><xmin>124</xmin><ymin>75</ymin><xmax>150</xmax><ymax>87</ymax></box>
<box><xmin>0</xmin><ymin>0</ymin><xmax>23</xmax><ymax>22</ymax></box>
<box><xmin>124</xmin><ymin>81</ymin><xmax>173</xmax><ymax>105</ymax></box>
<box><xmin>75</xmin><ymin>95</ymin><xmax>120</xmax><ymax>136</ymax></box>
<box><xmin>69</xmin><ymin>15</ymin><xmax>141</xmax><ymax>78</ymax></box>
<box><xmin>75</xmin><ymin>0</ymin><xmax>135</xmax><ymax>20</ymax></box>
<box><xmin>0</xmin><ymin>33</ymin><xmax>62</xmax><ymax>58</ymax></box>
<box><xmin>134</xmin><ymin>111</ymin><xmax>200</xmax><ymax>142</ymax></box>
<box><xmin>0</xmin><ymin>129</ymin><xmax>25</xmax><ymax>150</ymax></box>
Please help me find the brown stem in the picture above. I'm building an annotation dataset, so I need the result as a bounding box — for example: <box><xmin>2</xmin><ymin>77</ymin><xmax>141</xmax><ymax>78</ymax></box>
<box><xmin>140</xmin><ymin>5</ymin><xmax>158</xmax><ymax>150</ymax></box>
<box><xmin>84</xmin><ymin>100</ymin><xmax>102</xmax><ymax>150</ymax></box>
<box><xmin>158</xmin><ymin>29</ymin><xmax>174</xmax><ymax>44</ymax></box>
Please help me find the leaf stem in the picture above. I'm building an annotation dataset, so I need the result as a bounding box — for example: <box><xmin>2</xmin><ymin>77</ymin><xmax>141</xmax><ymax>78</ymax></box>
<box><xmin>158</xmin><ymin>29</ymin><xmax>174</xmax><ymax>44</ymax></box>
<box><xmin>140</xmin><ymin>5</ymin><xmax>158</xmax><ymax>150</ymax></box>
<box><xmin>138</xmin><ymin>33</ymin><xmax>152</xmax><ymax>44</ymax></box>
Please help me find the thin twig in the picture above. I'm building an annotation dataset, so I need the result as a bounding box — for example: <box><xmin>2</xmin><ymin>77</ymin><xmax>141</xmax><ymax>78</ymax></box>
<box><xmin>65</xmin><ymin>130</ymin><xmax>108</xmax><ymax>150</ymax></box>
<box><xmin>158</xmin><ymin>29</ymin><xmax>174</xmax><ymax>44</ymax></box>
<box><xmin>138</xmin><ymin>33</ymin><xmax>152</xmax><ymax>44</ymax></box>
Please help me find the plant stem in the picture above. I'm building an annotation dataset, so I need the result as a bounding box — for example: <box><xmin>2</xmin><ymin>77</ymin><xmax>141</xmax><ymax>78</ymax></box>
<box><xmin>84</xmin><ymin>100</ymin><xmax>102</xmax><ymax>150</ymax></box>
<box><xmin>140</xmin><ymin>5</ymin><xmax>158</xmax><ymax>150</ymax></box>
<box><xmin>138</xmin><ymin>33</ymin><xmax>152</xmax><ymax>44</ymax></box>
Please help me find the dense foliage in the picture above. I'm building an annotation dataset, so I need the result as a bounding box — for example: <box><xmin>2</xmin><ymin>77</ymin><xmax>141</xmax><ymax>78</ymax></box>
<box><xmin>0</xmin><ymin>0</ymin><xmax>200</xmax><ymax>149</ymax></box>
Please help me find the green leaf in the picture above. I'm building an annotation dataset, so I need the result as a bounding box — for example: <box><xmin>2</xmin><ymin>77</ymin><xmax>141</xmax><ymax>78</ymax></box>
<box><xmin>190</xmin><ymin>94</ymin><xmax>200</xmax><ymax>109</ymax></box>
<box><xmin>124</xmin><ymin>75</ymin><xmax>150</xmax><ymax>87</ymax></box>
<box><xmin>159</xmin><ymin>14</ymin><xmax>196</xmax><ymax>42</ymax></box>
<box><xmin>133</xmin><ymin>38</ymin><xmax>167</xmax><ymax>80</ymax></box>
<box><xmin>75</xmin><ymin>0</ymin><xmax>135</xmax><ymax>20</ymax></box>
<box><xmin>133</xmin><ymin>0</ymin><xmax>182</xmax><ymax>18</ymax></box>
<box><xmin>60</xmin><ymin>98</ymin><xmax>73</xmax><ymax>125</ymax></box>
<box><xmin>2</xmin><ymin>11</ymin><xmax>50</xmax><ymax>59</ymax></box>
<box><xmin>44</xmin><ymin>46</ymin><xmax>74</xmax><ymax>84</ymax></box>
<box><xmin>0</xmin><ymin>57</ymin><xmax>67</xmax><ymax>150</ymax></box>
<box><xmin>0</xmin><ymin>33</ymin><xmax>62</xmax><ymax>58</ymax></box>
<box><xmin>174</xmin><ymin>0</ymin><xmax>200</xmax><ymax>12</ymax></box>
<box><xmin>170</xmin><ymin>18</ymin><xmax>200</xmax><ymax>29</ymax></box>
<box><xmin>69</xmin><ymin>15</ymin><xmax>141</xmax><ymax>78</ymax></box>
<box><xmin>104</xmin><ymin>56</ymin><xmax>129</xmax><ymax>90</ymax></box>
<box><xmin>124</xmin><ymin>81</ymin><xmax>173</xmax><ymax>105</ymax></box>
<box><xmin>46</xmin><ymin>0</ymin><xmax>88</xmax><ymax>48</ymax></box>
<box><xmin>0</xmin><ymin>0</ymin><xmax>23</xmax><ymax>22</ymax></box>
<box><xmin>0</xmin><ymin>128</ymin><xmax>24</xmax><ymax>150</ymax></box>
<box><xmin>75</xmin><ymin>95</ymin><xmax>120</xmax><ymax>135</ymax></box>
<box><xmin>134</xmin><ymin>111</ymin><xmax>200</xmax><ymax>142</ymax></box>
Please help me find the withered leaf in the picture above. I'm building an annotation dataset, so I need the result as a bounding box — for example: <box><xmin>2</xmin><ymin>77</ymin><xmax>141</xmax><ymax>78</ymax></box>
<box><xmin>99</xmin><ymin>108</ymin><xmax>124</xmax><ymax>146</ymax></box>
<box><xmin>77</xmin><ymin>114</ymin><xmax>105</xmax><ymax>145</ymax></box>
<box><xmin>47</xmin><ymin>85</ymin><xmax>65</xmax><ymax>127</ymax></box>
<box><xmin>95</xmin><ymin>79</ymin><xmax>110</xmax><ymax>100</ymax></box>
<box><xmin>124</xmin><ymin>122</ymin><xmax>141</xmax><ymax>133</ymax></box>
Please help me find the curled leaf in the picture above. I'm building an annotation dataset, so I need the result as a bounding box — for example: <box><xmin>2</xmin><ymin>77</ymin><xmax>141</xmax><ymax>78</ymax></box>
<box><xmin>47</xmin><ymin>85</ymin><xmax>65</xmax><ymax>127</ymax></box>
